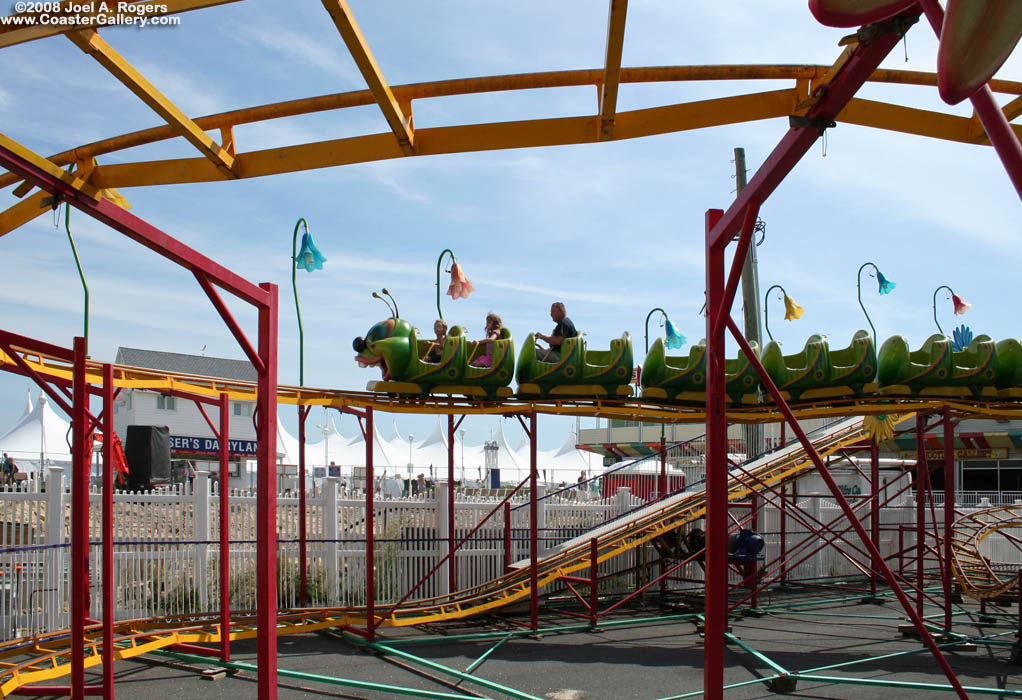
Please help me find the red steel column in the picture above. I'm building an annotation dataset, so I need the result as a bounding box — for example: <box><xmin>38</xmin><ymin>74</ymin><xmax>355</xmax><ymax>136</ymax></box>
<box><xmin>529</xmin><ymin>411</ymin><xmax>539</xmax><ymax>631</ymax></box>
<box><xmin>779</xmin><ymin>482</ymin><xmax>788</xmax><ymax>585</ymax></box>
<box><xmin>256</xmin><ymin>283</ymin><xmax>279</xmax><ymax>700</ymax></box>
<box><xmin>447</xmin><ymin>414</ymin><xmax>456</xmax><ymax>593</ymax></box>
<box><xmin>870</xmin><ymin>437</ymin><xmax>880</xmax><ymax>598</ymax></box>
<box><xmin>589</xmin><ymin>538</ymin><xmax>599</xmax><ymax>627</ymax></box>
<box><xmin>299</xmin><ymin>405</ymin><xmax>309</xmax><ymax>606</ymax></box>
<box><xmin>659</xmin><ymin>434</ymin><xmax>667</xmax><ymax>500</ymax></box>
<box><xmin>915</xmin><ymin>414</ymin><xmax>927</xmax><ymax>618</ymax></box>
<box><xmin>365</xmin><ymin>407</ymin><xmax>375</xmax><ymax>641</ymax></box>
<box><xmin>918</xmin><ymin>0</ymin><xmax>1022</xmax><ymax>200</ymax></box>
<box><xmin>943</xmin><ymin>406</ymin><xmax>955</xmax><ymax>631</ymax></box>
<box><xmin>218</xmin><ymin>392</ymin><xmax>231</xmax><ymax>661</ymax></box>
<box><xmin>503</xmin><ymin>502</ymin><xmax>512</xmax><ymax>572</ymax></box>
<box><xmin>102</xmin><ymin>364</ymin><xmax>114</xmax><ymax>700</ymax></box>
<box><xmin>71</xmin><ymin>336</ymin><xmax>88</xmax><ymax>700</ymax></box>
<box><xmin>703</xmin><ymin>208</ymin><xmax>727</xmax><ymax>700</ymax></box>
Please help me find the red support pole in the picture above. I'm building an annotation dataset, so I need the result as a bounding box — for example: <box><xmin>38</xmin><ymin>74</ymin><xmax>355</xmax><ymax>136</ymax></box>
<box><xmin>101</xmin><ymin>363</ymin><xmax>113</xmax><ymax>700</ymax></box>
<box><xmin>779</xmin><ymin>482</ymin><xmax>787</xmax><ymax>585</ymax></box>
<box><xmin>529</xmin><ymin>411</ymin><xmax>539</xmax><ymax>632</ymax></box>
<box><xmin>71</xmin><ymin>336</ymin><xmax>88</xmax><ymax>700</ymax></box>
<box><xmin>299</xmin><ymin>405</ymin><xmax>308</xmax><ymax>606</ymax></box>
<box><xmin>365</xmin><ymin>407</ymin><xmax>375</xmax><ymax>641</ymax></box>
<box><xmin>447</xmin><ymin>414</ymin><xmax>456</xmax><ymax>593</ymax></box>
<box><xmin>255</xmin><ymin>283</ymin><xmax>279</xmax><ymax>700</ymax></box>
<box><xmin>504</xmin><ymin>502</ymin><xmax>512</xmax><ymax>572</ymax></box>
<box><xmin>659</xmin><ymin>434</ymin><xmax>667</xmax><ymax>500</ymax></box>
<box><xmin>703</xmin><ymin>207</ymin><xmax>727</xmax><ymax>700</ymax></box>
<box><xmin>916</xmin><ymin>414</ymin><xmax>928</xmax><ymax>619</ymax></box>
<box><xmin>589</xmin><ymin>538</ymin><xmax>599</xmax><ymax>627</ymax></box>
<box><xmin>918</xmin><ymin>0</ymin><xmax>1022</xmax><ymax>201</ymax></box>
<box><xmin>870</xmin><ymin>438</ymin><xmax>880</xmax><ymax>598</ymax></box>
<box><xmin>218</xmin><ymin>392</ymin><xmax>231</xmax><ymax>662</ymax></box>
<box><xmin>750</xmin><ymin>491</ymin><xmax>759</xmax><ymax>610</ymax></box>
<box><xmin>943</xmin><ymin>407</ymin><xmax>955</xmax><ymax>631</ymax></box>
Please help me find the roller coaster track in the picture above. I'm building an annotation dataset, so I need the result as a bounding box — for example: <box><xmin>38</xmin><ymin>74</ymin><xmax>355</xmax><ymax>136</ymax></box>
<box><xmin>0</xmin><ymin>341</ymin><xmax>1010</xmax><ymax>424</ymax></box>
<box><xmin>951</xmin><ymin>504</ymin><xmax>1022</xmax><ymax>600</ymax></box>
<box><xmin>0</xmin><ymin>415</ymin><xmax>881</xmax><ymax>696</ymax></box>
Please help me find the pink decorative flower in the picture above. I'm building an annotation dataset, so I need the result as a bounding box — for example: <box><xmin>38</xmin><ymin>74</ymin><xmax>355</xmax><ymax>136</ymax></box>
<box><xmin>952</xmin><ymin>294</ymin><xmax>971</xmax><ymax>315</ymax></box>
<box><xmin>447</xmin><ymin>262</ymin><xmax>474</xmax><ymax>300</ymax></box>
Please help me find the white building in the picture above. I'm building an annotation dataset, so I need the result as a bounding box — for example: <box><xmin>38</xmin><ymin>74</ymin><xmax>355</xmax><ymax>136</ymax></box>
<box><xmin>112</xmin><ymin>347</ymin><xmax>268</xmax><ymax>489</ymax></box>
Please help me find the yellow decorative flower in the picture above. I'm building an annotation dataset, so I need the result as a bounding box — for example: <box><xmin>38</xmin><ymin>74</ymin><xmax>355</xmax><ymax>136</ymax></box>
<box><xmin>783</xmin><ymin>294</ymin><xmax>804</xmax><ymax>322</ymax></box>
<box><xmin>863</xmin><ymin>414</ymin><xmax>899</xmax><ymax>444</ymax></box>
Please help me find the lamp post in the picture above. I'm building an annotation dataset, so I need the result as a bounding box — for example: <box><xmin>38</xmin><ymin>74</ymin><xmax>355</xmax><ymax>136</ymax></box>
<box><xmin>932</xmin><ymin>285</ymin><xmax>970</xmax><ymax>336</ymax></box>
<box><xmin>435</xmin><ymin>248</ymin><xmax>473</xmax><ymax>320</ymax></box>
<box><xmin>291</xmin><ymin>217</ymin><xmax>325</xmax><ymax>607</ymax></box>
<box><xmin>291</xmin><ymin>218</ymin><xmax>326</xmax><ymax>386</ymax></box>
<box><xmin>63</xmin><ymin>205</ymin><xmax>90</xmax><ymax>354</ymax></box>
<box><xmin>762</xmin><ymin>284</ymin><xmax>803</xmax><ymax>343</ymax></box>
<box><xmin>856</xmin><ymin>262</ymin><xmax>896</xmax><ymax>347</ymax></box>
<box><xmin>643</xmin><ymin>307</ymin><xmax>686</xmax><ymax>354</ymax></box>
<box><xmin>645</xmin><ymin>308</ymin><xmax>667</xmax><ymax>354</ymax></box>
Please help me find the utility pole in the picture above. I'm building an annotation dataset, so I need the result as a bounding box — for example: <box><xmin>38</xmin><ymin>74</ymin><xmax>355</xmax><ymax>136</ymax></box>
<box><xmin>735</xmin><ymin>148</ymin><xmax>765</xmax><ymax>461</ymax></box>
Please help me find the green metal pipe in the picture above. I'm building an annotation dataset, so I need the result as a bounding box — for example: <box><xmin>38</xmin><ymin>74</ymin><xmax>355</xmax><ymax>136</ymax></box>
<box><xmin>724</xmin><ymin>632</ymin><xmax>789</xmax><ymax>675</ymax></box>
<box><xmin>654</xmin><ymin>672</ymin><xmax>786</xmax><ymax>700</ymax></box>
<box><xmin>644</xmin><ymin>307</ymin><xmax>667</xmax><ymax>354</ymax></box>
<box><xmin>799</xmin><ymin>673</ymin><xmax>1022</xmax><ymax>696</ymax></box>
<box><xmin>798</xmin><ymin>630</ymin><xmax>1017</xmax><ymax>675</ymax></box>
<box><xmin>152</xmin><ymin>649</ymin><xmax>473</xmax><ymax>699</ymax></box>
<box><xmin>64</xmin><ymin>205</ymin><xmax>89</xmax><ymax>353</ymax></box>
<box><xmin>464</xmin><ymin>632</ymin><xmax>512</xmax><ymax>674</ymax></box>
<box><xmin>377</xmin><ymin>612</ymin><xmax>704</xmax><ymax>646</ymax></box>
<box><xmin>338</xmin><ymin>632</ymin><xmax>545</xmax><ymax>700</ymax></box>
<box><xmin>435</xmin><ymin>248</ymin><xmax>455</xmax><ymax>320</ymax></box>
<box><xmin>291</xmin><ymin>217</ymin><xmax>308</xmax><ymax>386</ymax></box>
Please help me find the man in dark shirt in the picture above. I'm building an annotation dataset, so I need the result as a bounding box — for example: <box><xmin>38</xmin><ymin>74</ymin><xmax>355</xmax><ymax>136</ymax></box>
<box><xmin>536</xmin><ymin>302</ymin><xmax>577</xmax><ymax>362</ymax></box>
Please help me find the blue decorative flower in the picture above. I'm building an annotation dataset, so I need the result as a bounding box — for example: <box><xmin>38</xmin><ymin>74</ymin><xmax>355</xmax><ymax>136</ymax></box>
<box><xmin>665</xmin><ymin>319</ymin><xmax>686</xmax><ymax>349</ymax></box>
<box><xmin>295</xmin><ymin>232</ymin><xmax>326</xmax><ymax>272</ymax></box>
<box><xmin>951</xmin><ymin>324</ymin><xmax>973</xmax><ymax>352</ymax></box>
<box><xmin>876</xmin><ymin>271</ymin><xmax>895</xmax><ymax>295</ymax></box>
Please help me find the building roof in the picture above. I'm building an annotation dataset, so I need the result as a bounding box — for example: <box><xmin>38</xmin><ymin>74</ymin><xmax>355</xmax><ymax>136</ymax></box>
<box><xmin>115</xmin><ymin>347</ymin><xmax>257</xmax><ymax>382</ymax></box>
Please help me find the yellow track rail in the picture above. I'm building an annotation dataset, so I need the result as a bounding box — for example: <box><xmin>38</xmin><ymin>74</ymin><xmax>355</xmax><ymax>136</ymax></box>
<box><xmin>0</xmin><ymin>344</ymin><xmax>1015</xmax><ymax>424</ymax></box>
<box><xmin>0</xmin><ymin>414</ymin><xmax>884</xmax><ymax>695</ymax></box>
<box><xmin>951</xmin><ymin>504</ymin><xmax>1022</xmax><ymax>600</ymax></box>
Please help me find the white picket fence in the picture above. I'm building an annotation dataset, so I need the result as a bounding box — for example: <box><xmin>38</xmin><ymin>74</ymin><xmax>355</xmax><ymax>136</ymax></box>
<box><xmin>0</xmin><ymin>467</ymin><xmax>1019</xmax><ymax>641</ymax></box>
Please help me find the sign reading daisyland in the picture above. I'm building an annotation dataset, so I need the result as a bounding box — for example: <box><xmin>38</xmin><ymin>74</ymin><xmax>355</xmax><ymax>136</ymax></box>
<box><xmin>170</xmin><ymin>435</ymin><xmax>258</xmax><ymax>457</ymax></box>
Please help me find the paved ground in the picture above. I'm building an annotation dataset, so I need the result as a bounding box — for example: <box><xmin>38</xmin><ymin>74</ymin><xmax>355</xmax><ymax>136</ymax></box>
<box><xmin>74</xmin><ymin>587</ymin><xmax>1022</xmax><ymax>700</ymax></box>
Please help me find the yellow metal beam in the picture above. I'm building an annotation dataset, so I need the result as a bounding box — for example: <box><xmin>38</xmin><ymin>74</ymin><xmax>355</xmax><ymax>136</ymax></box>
<box><xmin>66</xmin><ymin>28</ymin><xmax>236</xmax><ymax>179</ymax></box>
<box><xmin>3</xmin><ymin>65</ymin><xmax>1020</xmax><ymax>193</ymax></box>
<box><xmin>0</xmin><ymin>132</ymin><xmax>100</xmax><ymax>201</ymax></box>
<box><xmin>84</xmin><ymin>90</ymin><xmax>796</xmax><ymax>188</ymax></box>
<box><xmin>837</xmin><ymin>97</ymin><xmax>981</xmax><ymax>143</ymax></box>
<box><xmin>0</xmin><ymin>191</ymin><xmax>52</xmax><ymax>237</ymax></box>
<box><xmin>1003</xmin><ymin>94</ymin><xmax>1022</xmax><ymax>123</ymax></box>
<box><xmin>320</xmin><ymin>0</ymin><xmax>414</xmax><ymax>155</ymax></box>
<box><xmin>599</xmin><ymin>0</ymin><xmax>628</xmax><ymax>140</ymax></box>
<box><xmin>0</xmin><ymin>0</ymin><xmax>243</xmax><ymax>49</ymax></box>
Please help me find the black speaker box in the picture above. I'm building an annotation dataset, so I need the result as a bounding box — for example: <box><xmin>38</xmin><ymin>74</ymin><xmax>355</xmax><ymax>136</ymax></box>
<box><xmin>125</xmin><ymin>425</ymin><xmax>171</xmax><ymax>488</ymax></box>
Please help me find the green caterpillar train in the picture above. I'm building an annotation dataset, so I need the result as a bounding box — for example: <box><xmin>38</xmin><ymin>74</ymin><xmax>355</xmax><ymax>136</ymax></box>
<box><xmin>353</xmin><ymin>317</ymin><xmax>1022</xmax><ymax>403</ymax></box>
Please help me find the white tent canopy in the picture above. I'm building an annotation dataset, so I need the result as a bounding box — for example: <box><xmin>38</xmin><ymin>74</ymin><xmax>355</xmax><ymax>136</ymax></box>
<box><xmin>0</xmin><ymin>393</ymin><xmax>72</xmax><ymax>473</ymax></box>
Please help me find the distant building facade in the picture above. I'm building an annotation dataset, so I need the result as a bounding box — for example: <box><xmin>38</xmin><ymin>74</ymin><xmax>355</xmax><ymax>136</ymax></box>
<box><xmin>112</xmin><ymin>347</ymin><xmax>259</xmax><ymax>487</ymax></box>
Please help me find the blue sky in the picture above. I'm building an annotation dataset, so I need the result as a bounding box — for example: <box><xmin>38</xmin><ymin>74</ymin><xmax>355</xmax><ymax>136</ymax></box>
<box><xmin>0</xmin><ymin>0</ymin><xmax>1019</xmax><ymax>449</ymax></box>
